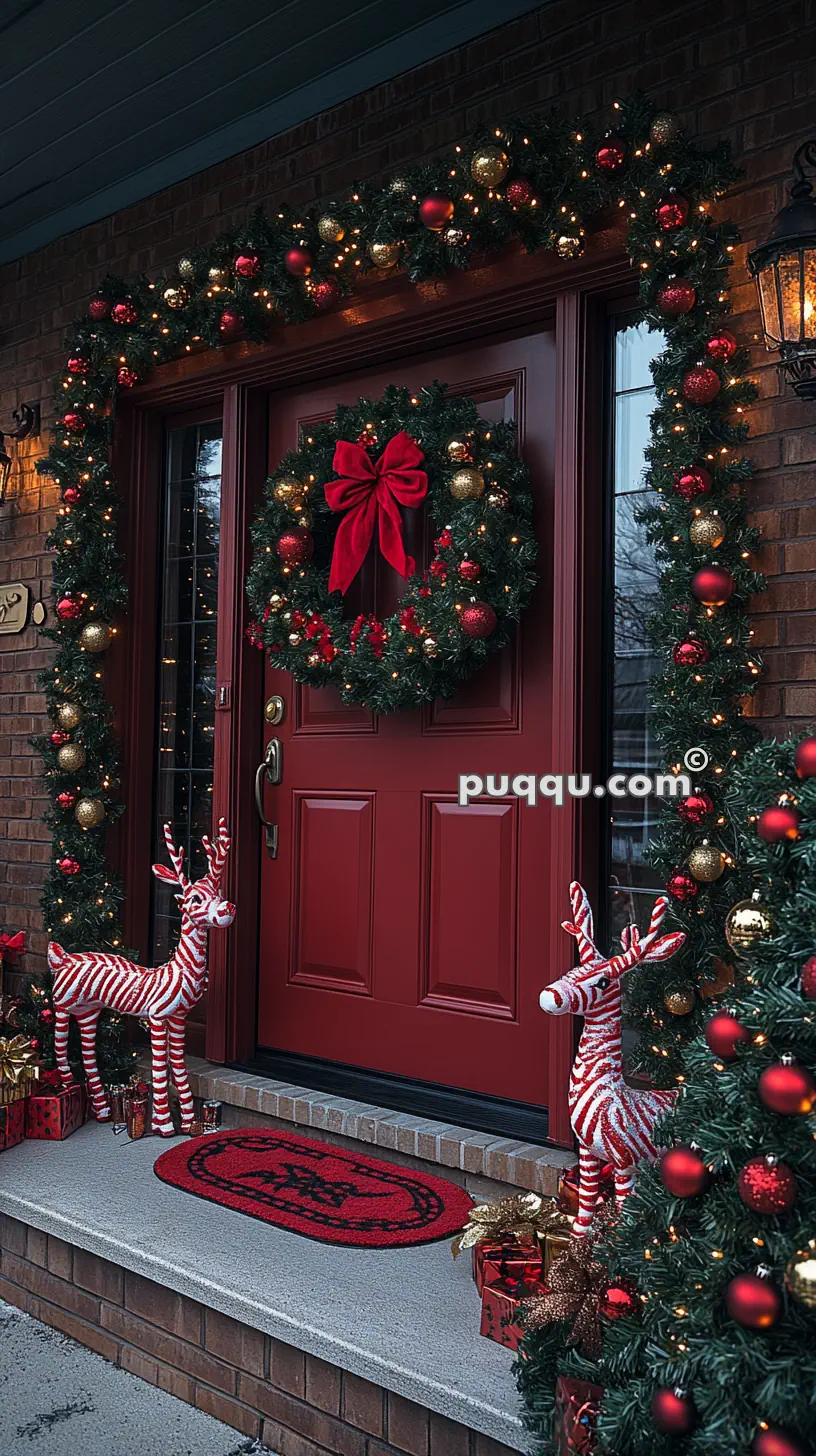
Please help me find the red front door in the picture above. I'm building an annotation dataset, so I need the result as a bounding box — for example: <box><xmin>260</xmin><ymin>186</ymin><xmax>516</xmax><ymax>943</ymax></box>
<box><xmin>257</xmin><ymin>328</ymin><xmax>558</xmax><ymax>1106</ymax></box>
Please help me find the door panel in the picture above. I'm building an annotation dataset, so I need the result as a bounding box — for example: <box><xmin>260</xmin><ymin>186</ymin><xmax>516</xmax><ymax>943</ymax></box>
<box><xmin>257</xmin><ymin>329</ymin><xmax>557</xmax><ymax>1106</ymax></box>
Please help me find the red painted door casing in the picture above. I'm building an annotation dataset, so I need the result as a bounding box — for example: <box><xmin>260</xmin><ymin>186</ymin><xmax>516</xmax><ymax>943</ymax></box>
<box><xmin>257</xmin><ymin>329</ymin><xmax>557</xmax><ymax>1106</ymax></box>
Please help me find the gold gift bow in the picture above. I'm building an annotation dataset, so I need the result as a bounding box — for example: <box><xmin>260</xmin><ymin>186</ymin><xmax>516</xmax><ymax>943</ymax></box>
<box><xmin>451</xmin><ymin>1190</ymin><xmax>571</xmax><ymax>1259</ymax></box>
<box><xmin>520</xmin><ymin>1236</ymin><xmax>608</xmax><ymax>1358</ymax></box>
<box><xmin>0</xmin><ymin>1035</ymin><xmax>40</xmax><ymax>1104</ymax></box>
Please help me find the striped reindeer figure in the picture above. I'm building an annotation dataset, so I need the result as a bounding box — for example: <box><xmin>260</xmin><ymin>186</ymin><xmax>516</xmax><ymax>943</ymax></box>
<box><xmin>539</xmin><ymin>882</ymin><xmax>685</xmax><ymax>1235</ymax></box>
<box><xmin>49</xmin><ymin>820</ymin><xmax>235</xmax><ymax>1137</ymax></box>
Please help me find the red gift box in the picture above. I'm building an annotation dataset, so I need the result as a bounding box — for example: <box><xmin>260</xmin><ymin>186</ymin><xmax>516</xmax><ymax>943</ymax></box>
<box><xmin>480</xmin><ymin>1277</ymin><xmax>545</xmax><ymax>1352</ymax></box>
<box><xmin>0</xmin><ymin>1098</ymin><xmax>25</xmax><ymax>1151</ymax></box>
<box><xmin>25</xmin><ymin>1081</ymin><xmax>87</xmax><ymax>1140</ymax></box>
<box><xmin>553</xmin><ymin>1376</ymin><xmax>603</xmax><ymax>1454</ymax></box>
<box><xmin>473</xmin><ymin>1235</ymin><xmax>543</xmax><ymax>1296</ymax></box>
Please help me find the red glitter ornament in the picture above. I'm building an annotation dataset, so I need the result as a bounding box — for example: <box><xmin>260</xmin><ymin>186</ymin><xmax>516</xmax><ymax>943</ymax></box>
<box><xmin>683</xmin><ymin>365</ymin><xmax>721</xmax><ymax>404</ymax></box>
<box><xmin>88</xmin><ymin>297</ymin><xmax>110</xmax><ymax>320</ymax></box>
<box><xmin>506</xmin><ymin>178</ymin><xmax>534</xmax><ymax>206</ymax></box>
<box><xmin>705</xmin><ymin>1011</ymin><xmax>750</xmax><ymax>1061</ymax></box>
<box><xmin>117</xmin><ymin>366</ymin><xmax>138</xmax><ymax>388</ymax></box>
<box><xmin>678</xmin><ymin>791</ymin><xmax>714</xmax><ymax>825</ymax></box>
<box><xmin>460</xmin><ymin>602</ymin><xmax>497</xmax><ymax>639</ymax></box>
<box><xmin>285</xmin><ymin>245</ymin><xmax>313</xmax><ymax>276</ymax></box>
<box><xmin>660</xmin><ymin>1146</ymin><xmax>708</xmax><ymax>1197</ymax></box>
<box><xmin>600</xmin><ymin>1278</ymin><xmax>638</xmax><ymax>1319</ymax></box>
<box><xmin>419</xmin><ymin>194</ymin><xmax>455</xmax><ymax>230</ymax></box>
<box><xmin>62</xmin><ymin>412</ymin><xmax>84</xmax><ymax>433</ymax></box>
<box><xmin>234</xmin><ymin>252</ymin><xmax>260</xmax><ymax>278</ymax></box>
<box><xmin>794</xmin><ymin>737</ymin><xmax>816</xmax><ymax>778</ymax></box>
<box><xmin>56</xmin><ymin>596</ymin><xmax>82</xmax><ymax>621</ymax></box>
<box><xmin>725</xmin><ymin>1270</ymin><xmax>782</xmax><ymax>1329</ymax></box>
<box><xmin>738</xmin><ymin>1156</ymin><xmax>797</xmax><ymax>1214</ymax></box>
<box><xmin>277</xmin><ymin>528</ymin><xmax>314</xmax><ymax>566</ymax></box>
<box><xmin>63</xmin><ymin>486</ymin><xmax>82</xmax><ymax>505</ymax></box>
<box><xmin>757</xmin><ymin>805</ymin><xmax>801</xmax><ymax>843</ymax></box>
<box><xmin>666</xmin><ymin>868</ymin><xmax>698</xmax><ymax>901</ymax></box>
<box><xmin>311</xmin><ymin>279</ymin><xmax>340</xmax><ymax>311</ymax></box>
<box><xmin>655</xmin><ymin>194</ymin><xmax>690</xmax><ymax>229</ymax></box>
<box><xmin>706</xmin><ymin>329</ymin><xmax>738</xmax><ymax>362</ymax></box>
<box><xmin>67</xmin><ymin>356</ymin><xmax>89</xmax><ymax>375</ymax></box>
<box><xmin>651</xmin><ymin>1388</ymin><xmax>697</xmax><ymax>1436</ymax></box>
<box><xmin>596</xmin><ymin>140</ymin><xmax>627</xmax><ymax>172</ymax></box>
<box><xmin>691</xmin><ymin>565</ymin><xmax>734</xmax><ymax>607</ymax></box>
<box><xmin>56</xmin><ymin>791</ymin><xmax>77</xmax><ymax>810</ymax></box>
<box><xmin>39</xmin><ymin>1006</ymin><xmax>55</xmax><ymax>1024</ymax></box>
<box><xmin>752</xmin><ymin>1427</ymin><xmax>809</xmax><ymax>1456</ymax></box>
<box><xmin>657</xmin><ymin>278</ymin><xmax>696</xmax><ymax>316</ymax></box>
<box><xmin>758</xmin><ymin>1061</ymin><xmax>816</xmax><ymax>1115</ymax></box>
<box><xmin>673</xmin><ymin>465</ymin><xmax>711</xmax><ymax>500</ymax></box>
<box><xmin>672</xmin><ymin>637</ymin><xmax>710</xmax><ymax>667</ymax></box>
<box><xmin>457</xmin><ymin>560</ymin><xmax>481</xmax><ymax>583</ymax></box>
<box><xmin>49</xmin><ymin>731</ymin><xmax>69</xmax><ymax>747</ymax></box>
<box><xmin>801</xmin><ymin>956</ymin><xmax>816</xmax><ymax>1000</ymax></box>
<box><xmin>219</xmin><ymin>308</ymin><xmax>243</xmax><ymax>336</ymax></box>
<box><xmin>111</xmin><ymin>299</ymin><xmax>138</xmax><ymax>326</ymax></box>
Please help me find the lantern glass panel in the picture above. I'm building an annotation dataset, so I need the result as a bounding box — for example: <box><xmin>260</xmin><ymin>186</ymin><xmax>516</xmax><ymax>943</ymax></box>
<box><xmin>804</xmin><ymin>248</ymin><xmax>816</xmax><ymax>338</ymax></box>
<box><xmin>778</xmin><ymin>250</ymin><xmax>804</xmax><ymax>342</ymax></box>
<box><xmin>758</xmin><ymin>264</ymin><xmax>781</xmax><ymax>345</ymax></box>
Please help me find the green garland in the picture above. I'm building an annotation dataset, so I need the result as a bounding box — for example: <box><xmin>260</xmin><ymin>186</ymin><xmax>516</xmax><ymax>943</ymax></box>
<box><xmin>35</xmin><ymin>93</ymin><xmax>759</xmax><ymax>1084</ymax></box>
<box><xmin>245</xmin><ymin>384</ymin><xmax>536</xmax><ymax>713</ymax></box>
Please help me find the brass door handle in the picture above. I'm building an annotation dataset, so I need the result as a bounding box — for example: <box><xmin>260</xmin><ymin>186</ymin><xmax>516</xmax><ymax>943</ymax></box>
<box><xmin>254</xmin><ymin>737</ymin><xmax>282</xmax><ymax>857</ymax></box>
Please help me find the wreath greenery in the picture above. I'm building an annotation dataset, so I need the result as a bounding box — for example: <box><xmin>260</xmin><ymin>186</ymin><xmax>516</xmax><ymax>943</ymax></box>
<box><xmin>245</xmin><ymin>383</ymin><xmax>536</xmax><ymax>713</ymax></box>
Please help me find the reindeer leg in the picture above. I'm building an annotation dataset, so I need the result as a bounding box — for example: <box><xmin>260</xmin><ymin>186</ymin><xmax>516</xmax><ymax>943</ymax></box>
<box><xmin>573</xmin><ymin>1145</ymin><xmax>603</xmax><ymax>1236</ymax></box>
<box><xmin>614</xmin><ymin>1164</ymin><xmax>637</xmax><ymax>1207</ymax></box>
<box><xmin>168</xmin><ymin>1016</ymin><xmax>194</xmax><ymax>1132</ymax></box>
<box><xmin>76</xmin><ymin>1010</ymin><xmax>110</xmax><ymax>1120</ymax></box>
<box><xmin>53</xmin><ymin>1009</ymin><xmax>73</xmax><ymax>1092</ymax></box>
<box><xmin>149</xmin><ymin>1018</ymin><xmax>175</xmax><ymax>1136</ymax></box>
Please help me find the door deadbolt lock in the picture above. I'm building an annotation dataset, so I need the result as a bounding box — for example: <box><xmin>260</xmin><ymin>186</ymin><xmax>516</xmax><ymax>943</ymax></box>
<box><xmin>264</xmin><ymin>695</ymin><xmax>285</xmax><ymax>725</ymax></box>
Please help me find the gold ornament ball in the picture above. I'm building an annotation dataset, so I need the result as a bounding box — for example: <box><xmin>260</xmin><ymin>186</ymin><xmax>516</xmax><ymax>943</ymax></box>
<box><xmin>449</xmin><ymin>467</ymin><xmax>485</xmax><ymax>501</ymax></box>
<box><xmin>423</xmin><ymin>637</ymin><xmax>439</xmax><ymax>657</ymax></box>
<box><xmin>267</xmin><ymin>592</ymin><xmax>286</xmax><ymax>613</ymax></box>
<box><xmin>446</xmin><ymin>436</ymin><xmax>472</xmax><ymax>462</ymax></box>
<box><xmin>725</xmin><ymin>896</ymin><xmax>773</xmax><ymax>955</ymax></box>
<box><xmin>486</xmin><ymin>487</ymin><xmax>510</xmax><ymax>510</ymax></box>
<box><xmin>664</xmin><ymin>986</ymin><xmax>695</xmax><ymax>1016</ymax></box>
<box><xmin>688</xmin><ymin>843</ymin><xmax>726</xmax><ymax>881</ymax></box>
<box><xmin>699</xmin><ymin>957</ymin><xmax>735</xmax><ymax>998</ymax></box>
<box><xmin>317</xmin><ymin>213</ymin><xmax>345</xmax><ymax>243</ymax></box>
<box><xmin>273</xmin><ymin>476</ymin><xmax>306</xmax><ymax>506</ymax></box>
<box><xmin>368</xmin><ymin>241</ymin><xmax>401</xmax><ymax>270</ymax></box>
<box><xmin>178</xmin><ymin>257</ymin><xmax>195</xmax><ymax>281</ymax></box>
<box><xmin>208</xmin><ymin>265</ymin><xmax>229</xmax><ymax>287</ymax></box>
<box><xmin>57</xmin><ymin>742</ymin><xmax>86</xmax><ymax>772</ymax></box>
<box><xmin>785</xmin><ymin>1242</ymin><xmax>816</xmax><ymax>1310</ymax></box>
<box><xmin>389</xmin><ymin>175</ymin><xmax>411</xmax><ymax>196</ymax></box>
<box><xmin>690</xmin><ymin>513</ymin><xmax>726</xmax><ymax>549</ymax></box>
<box><xmin>288</xmin><ymin>632</ymin><xmax>302</xmax><ymax>646</ymax></box>
<box><xmin>74</xmin><ymin>796</ymin><xmax>105</xmax><ymax>830</ymax></box>
<box><xmin>444</xmin><ymin>226</ymin><xmax>467</xmax><ymax>247</ymax></box>
<box><xmin>79</xmin><ymin>622</ymin><xmax>111</xmax><ymax>654</ymax></box>
<box><xmin>650</xmin><ymin>112</ymin><xmax>681</xmax><ymax>145</ymax></box>
<box><xmin>56</xmin><ymin>702</ymin><xmax>83</xmax><ymax>731</ymax></box>
<box><xmin>292</xmin><ymin>504</ymin><xmax>313</xmax><ymax>528</ymax></box>
<box><xmin>471</xmin><ymin>146</ymin><xmax>509</xmax><ymax>186</ymax></box>
<box><xmin>556</xmin><ymin>234</ymin><xmax>582</xmax><ymax>259</ymax></box>
<box><xmin>163</xmin><ymin>284</ymin><xmax>188</xmax><ymax>310</ymax></box>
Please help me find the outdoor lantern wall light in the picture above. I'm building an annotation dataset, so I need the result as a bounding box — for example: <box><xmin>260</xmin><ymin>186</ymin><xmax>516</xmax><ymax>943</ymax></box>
<box><xmin>0</xmin><ymin>402</ymin><xmax>41</xmax><ymax>503</ymax></box>
<box><xmin>748</xmin><ymin>139</ymin><xmax>816</xmax><ymax>400</ymax></box>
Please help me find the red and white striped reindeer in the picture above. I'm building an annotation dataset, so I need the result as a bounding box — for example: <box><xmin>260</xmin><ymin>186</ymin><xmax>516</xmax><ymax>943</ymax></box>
<box><xmin>539</xmin><ymin>881</ymin><xmax>685</xmax><ymax>1235</ymax></box>
<box><xmin>49</xmin><ymin>820</ymin><xmax>235</xmax><ymax>1137</ymax></box>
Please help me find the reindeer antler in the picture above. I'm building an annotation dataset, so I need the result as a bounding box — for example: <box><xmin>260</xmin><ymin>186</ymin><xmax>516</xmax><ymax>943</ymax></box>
<box><xmin>561</xmin><ymin>882</ymin><xmax>602</xmax><ymax>966</ymax></box>
<box><xmin>610</xmin><ymin>895</ymin><xmax>684</xmax><ymax>975</ymax></box>
<box><xmin>201</xmin><ymin>817</ymin><xmax>231</xmax><ymax>888</ymax></box>
<box><xmin>163</xmin><ymin>823</ymin><xmax>188</xmax><ymax>889</ymax></box>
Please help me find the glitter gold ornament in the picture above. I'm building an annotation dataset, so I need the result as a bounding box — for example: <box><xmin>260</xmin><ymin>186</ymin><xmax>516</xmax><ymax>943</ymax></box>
<box><xmin>368</xmin><ymin>241</ymin><xmax>400</xmax><ymax>269</ymax></box>
<box><xmin>79</xmin><ymin>622</ymin><xmax>111</xmax><ymax>653</ymax></box>
<box><xmin>449</xmin><ymin>467</ymin><xmax>485</xmax><ymax>501</ymax></box>
<box><xmin>650</xmin><ymin>112</ymin><xmax>681</xmax><ymax>145</ymax></box>
<box><xmin>725</xmin><ymin>894</ymin><xmax>773</xmax><ymax>955</ymax></box>
<box><xmin>163</xmin><ymin>284</ymin><xmax>188</xmax><ymax>310</ymax></box>
<box><xmin>317</xmin><ymin>213</ymin><xmax>345</xmax><ymax>243</ymax></box>
<box><xmin>664</xmin><ymin>986</ymin><xmax>695</xmax><ymax>1015</ymax></box>
<box><xmin>485</xmin><ymin>487</ymin><xmax>509</xmax><ymax>510</ymax></box>
<box><xmin>74</xmin><ymin>797</ymin><xmax>105</xmax><ymax>830</ymax></box>
<box><xmin>471</xmin><ymin>146</ymin><xmax>509</xmax><ymax>186</ymax></box>
<box><xmin>785</xmin><ymin>1241</ymin><xmax>816</xmax><ymax>1310</ymax></box>
<box><xmin>56</xmin><ymin>702</ymin><xmax>83</xmax><ymax>731</ymax></box>
<box><xmin>208</xmin><ymin>265</ymin><xmax>229</xmax><ymax>288</ymax></box>
<box><xmin>423</xmin><ymin>637</ymin><xmax>439</xmax><ymax>657</ymax></box>
<box><xmin>178</xmin><ymin>257</ymin><xmax>195</xmax><ymax>281</ymax></box>
<box><xmin>446</xmin><ymin>436</ymin><xmax>473</xmax><ymax>462</ymax></box>
<box><xmin>267</xmin><ymin>593</ymin><xmax>286</xmax><ymax>613</ymax></box>
<box><xmin>443</xmin><ymin>226</ymin><xmax>467</xmax><ymax>247</ymax></box>
<box><xmin>690</xmin><ymin>513</ymin><xmax>726</xmax><ymax>549</ymax></box>
<box><xmin>688</xmin><ymin>843</ymin><xmax>725</xmax><ymax>881</ymax></box>
<box><xmin>57</xmin><ymin>742</ymin><xmax>86</xmax><ymax>772</ymax></box>
<box><xmin>273</xmin><ymin>476</ymin><xmax>306</xmax><ymax>506</ymax></box>
<box><xmin>389</xmin><ymin>175</ymin><xmax>411</xmax><ymax>196</ymax></box>
<box><xmin>556</xmin><ymin>234</ymin><xmax>582</xmax><ymax>259</ymax></box>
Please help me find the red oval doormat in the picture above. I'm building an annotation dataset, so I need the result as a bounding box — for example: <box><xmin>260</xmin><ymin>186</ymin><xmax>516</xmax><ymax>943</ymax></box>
<box><xmin>154</xmin><ymin>1128</ymin><xmax>474</xmax><ymax>1248</ymax></box>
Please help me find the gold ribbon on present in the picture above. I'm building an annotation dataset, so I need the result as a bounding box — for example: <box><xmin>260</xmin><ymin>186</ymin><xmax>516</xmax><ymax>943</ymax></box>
<box><xmin>520</xmin><ymin>1237</ymin><xmax>608</xmax><ymax>1358</ymax></box>
<box><xmin>451</xmin><ymin>1190</ymin><xmax>571</xmax><ymax>1258</ymax></box>
<box><xmin>0</xmin><ymin>1035</ymin><xmax>40</xmax><ymax>1104</ymax></box>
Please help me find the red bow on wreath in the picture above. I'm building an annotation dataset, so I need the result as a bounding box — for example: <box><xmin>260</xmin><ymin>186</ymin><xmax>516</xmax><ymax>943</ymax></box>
<box><xmin>0</xmin><ymin>933</ymin><xmax>25</xmax><ymax>956</ymax></box>
<box><xmin>324</xmin><ymin>432</ymin><xmax>427</xmax><ymax>595</ymax></box>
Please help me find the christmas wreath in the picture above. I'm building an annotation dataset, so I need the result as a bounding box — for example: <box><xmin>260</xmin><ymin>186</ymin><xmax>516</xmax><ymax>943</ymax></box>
<box><xmin>245</xmin><ymin>383</ymin><xmax>537</xmax><ymax>713</ymax></box>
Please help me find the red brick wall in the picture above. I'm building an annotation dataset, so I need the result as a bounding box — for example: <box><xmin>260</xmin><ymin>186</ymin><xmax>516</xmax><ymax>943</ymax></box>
<box><xmin>0</xmin><ymin>0</ymin><xmax>813</xmax><ymax>965</ymax></box>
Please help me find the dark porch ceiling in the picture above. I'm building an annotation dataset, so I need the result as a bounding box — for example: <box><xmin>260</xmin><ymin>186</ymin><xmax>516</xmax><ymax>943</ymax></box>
<box><xmin>1</xmin><ymin>0</ymin><xmax>539</xmax><ymax>264</ymax></box>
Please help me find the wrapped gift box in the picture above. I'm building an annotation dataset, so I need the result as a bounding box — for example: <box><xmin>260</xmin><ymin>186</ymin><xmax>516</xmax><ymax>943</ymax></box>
<box><xmin>480</xmin><ymin>1277</ymin><xmax>545</xmax><ymax>1352</ymax></box>
<box><xmin>544</xmin><ymin>1228</ymin><xmax>573</xmax><ymax>1277</ymax></box>
<box><xmin>0</xmin><ymin>1098</ymin><xmax>25</xmax><ymax>1152</ymax></box>
<box><xmin>473</xmin><ymin>1234</ymin><xmax>543</xmax><ymax>1296</ymax></box>
<box><xmin>25</xmin><ymin>1081</ymin><xmax>87</xmax><ymax>1141</ymax></box>
<box><xmin>553</xmin><ymin>1376</ymin><xmax>603</xmax><ymax>1454</ymax></box>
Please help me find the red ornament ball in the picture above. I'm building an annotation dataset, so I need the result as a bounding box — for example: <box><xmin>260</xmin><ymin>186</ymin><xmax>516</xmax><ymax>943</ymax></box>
<box><xmin>62</xmin><ymin>412</ymin><xmax>85</xmax><ymax>433</ymax></box>
<box><xmin>706</xmin><ymin>329</ymin><xmax>738</xmax><ymax>362</ymax></box>
<box><xmin>50</xmin><ymin>731</ymin><xmax>69</xmax><ymax>747</ymax></box>
<box><xmin>234</xmin><ymin>252</ymin><xmax>260</xmax><ymax>278</ymax></box>
<box><xmin>757</xmin><ymin>805</ymin><xmax>801</xmax><ymax>843</ymax></box>
<box><xmin>672</xmin><ymin>637</ymin><xmax>710</xmax><ymax>667</ymax></box>
<box><xmin>678</xmin><ymin>791</ymin><xmax>714</xmax><ymax>825</ymax></box>
<box><xmin>67</xmin><ymin>356</ymin><xmax>89</xmax><ymax>375</ymax></box>
<box><xmin>673</xmin><ymin>465</ymin><xmax>711</xmax><ymax>500</ymax></box>
<box><xmin>651</xmin><ymin>1388</ymin><xmax>697</xmax><ymax>1436</ymax></box>
<box><xmin>738</xmin><ymin>1156</ymin><xmax>797</xmax><ymax>1214</ymax></box>
<box><xmin>419</xmin><ymin>194</ymin><xmax>455</xmax><ymax>231</ymax></box>
<box><xmin>219</xmin><ymin>308</ymin><xmax>243</xmax><ymax>336</ymax></box>
<box><xmin>705</xmin><ymin>1011</ymin><xmax>750</xmax><ymax>1061</ymax></box>
<box><xmin>56</xmin><ymin>791</ymin><xmax>78</xmax><ymax>810</ymax></box>
<box><xmin>725</xmin><ymin>1270</ymin><xmax>782</xmax><ymax>1329</ymax></box>
<box><xmin>656</xmin><ymin>194</ymin><xmax>690</xmax><ymax>229</ymax></box>
<box><xmin>691</xmin><ymin>565</ymin><xmax>734</xmax><ymax>607</ymax></box>
<box><xmin>311</xmin><ymin>279</ymin><xmax>340</xmax><ymax>311</ymax></box>
<box><xmin>117</xmin><ymin>367</ymin><xmax>138</xmax><ymax>388</ymax></box>
<box><xmin>277</xmin><ymin>528</ymin><xmax>314</xmax><ymax>567</ymax></box>
<box><xmin>596</xmin><ymin>140</ymin><xmax>627</xmax><ymax>172</ymax></box>
<box><xmin>285</xmin><ymin>245</ymin><xmax>313</xmax><ymax>277</ymax></box>
<box><xmin>63</xmin><ymin>484</ymin><xmax>81</xmax><ymax>503</ymax></box>
<box><xmin>88</xmin><ymin>297</ymin><xmax>110</xmax><ymax>320</ymax></box>
<box><xmin>802</xmin><ymin>956</ymin><xmax>816</xmax><ymax>1000</ymax></box>
<box><xmin>661</xmin><ymin>1146</ymin><xmax>709</xmax><ymax>1197</ymax></box>
<box><xmin>506</xmin><ymin>178</ymin><xmax>534</xmax><ymax>206</ymax></box>
<box><xmin>56</xmin><ymin>595</ymin><xmax>82</xmax><ymax>621</ymax></box>
<box><xmin>752</xmin><ymin>1427</ymin><xmax>809</xmax><ymax>1456</ymax></box>
<box><xmin>666</xmin><ymin>868</ymin><xmax>698</xmax><ymax>901</ymax></box>
<box><xmin>457</xmin><ymin>560</ymin><xmax>481</xmax><ymax>583</ymax></box>
<box><xmin>460</xmin><ymin>602</ymin><xmax>497</xmax><ymax>639</ymax></box>
<box><xmin>600</xmin><ymin>1278</ymin><xmax>639</xmax><ymax>1319</ymax></box>
<box><xmin>658</xmin><ymin>278</ymin><xmax>696</xmax><ymax>316</ymax></box>
<box><xmin>758</xmin><ymin>1062</ymin><xmax>816</xmax><ymax>1115</ymax></box>
<box><xmin>794</xmin><ymin>737</ymin><xmax>816</xmax><ymax>778</ymax></box>
<box><xmin>111</xmin><ymin>299</ymin><xmax>138</xmax><ymax>326</ymax></box>
<box><xmin>683</xmin><ymin>366</ymin><xmax>721</xmax><ymax>404</ymax></box>
<box><xmin>39</xmin><ymin>1006</ymin><xmax>55</xmax><ymax>1025</ymax></box>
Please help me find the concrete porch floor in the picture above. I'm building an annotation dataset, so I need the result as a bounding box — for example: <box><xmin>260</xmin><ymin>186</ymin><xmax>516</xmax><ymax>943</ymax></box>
<box><xmin>0</xmin><ymin>1122</ymin><xmax>526</xmax><ymax>1451</ymax></box>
